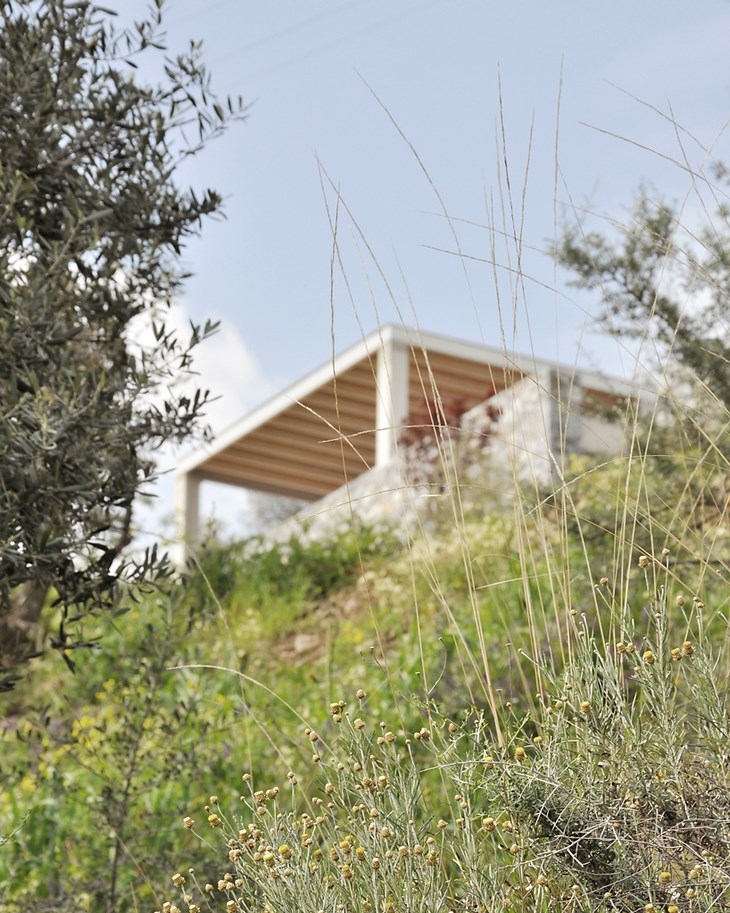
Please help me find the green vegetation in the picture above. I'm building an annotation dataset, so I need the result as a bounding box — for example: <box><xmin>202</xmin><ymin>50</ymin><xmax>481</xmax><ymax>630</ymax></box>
<box><xmin>1</xmin><ymin>5</ymin><xmax>730</xmax><ymax>911</ymax></box>
<box><xmin>161</xmin><ymin>585</ymin><xmax>730</xmax><ymax>913</ymax></box>
<box><xmin>0</xmin><ymin>0</ymin><xmax>245</xmax><ymax>682</ymax></box>
<box><xmin>1</xmin><ymin>415</ymin><xmax>728</xmax><ymax>910</ymax></box>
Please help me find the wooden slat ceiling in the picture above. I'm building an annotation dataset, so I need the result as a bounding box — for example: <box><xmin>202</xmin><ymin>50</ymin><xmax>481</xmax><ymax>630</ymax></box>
<box><xmin>408</xmin><ymin>349</ymin><xmax>518</xmax><ymax>418</ymax></box>
<box><xmin>200</xmin><ymin>360</ymin><xmax>377</xmax><ymax>499</ymax></box>
<box><xmin>195</xmin><ymin>348</ymin><xmax>520</xmax><ymax>500</ymax></box>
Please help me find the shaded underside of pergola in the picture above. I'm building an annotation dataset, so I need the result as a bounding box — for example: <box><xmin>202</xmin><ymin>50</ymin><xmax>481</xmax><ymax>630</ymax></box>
<box><xmin>186</xmin><ymin>342</ymin><xmax>519</xmax><ymax>501</ymax></box>
<box><xmin>173</xmin><ymin>324</ymin><xmax>638</xmax><ymax>565</ymax></box>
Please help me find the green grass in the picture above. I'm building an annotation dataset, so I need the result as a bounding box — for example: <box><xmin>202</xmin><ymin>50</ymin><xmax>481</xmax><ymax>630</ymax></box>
<box><xmin>159</xmin><ymin>575</ymin><xmax>730</xmax><ymax>913</ymax></box>
<box><xmin>2</xmin><ymin>419</ymin><xmax>728</xmax><ymax>913</ymax></box>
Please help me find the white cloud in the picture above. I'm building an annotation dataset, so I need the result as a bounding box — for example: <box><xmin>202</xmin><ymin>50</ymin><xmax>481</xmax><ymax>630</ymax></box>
<box><xmin>195</xmin><ymin>324</ymin><xmax>277</xmax><ymax>436</ymax></box>
<box><xmin>131</xmin><ymin>302</ymin><xmax>275</xmax><ymax>547</ymax></box>
<box><xmin>130</xmin><ymin>301</ymin><xmax>274</xmax><ymax>436</ymax></box>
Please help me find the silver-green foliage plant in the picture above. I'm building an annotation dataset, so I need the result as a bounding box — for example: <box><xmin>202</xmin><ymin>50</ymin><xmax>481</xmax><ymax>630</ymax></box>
<box><xmin>487</xmin><ymin>575</ymin><xmax>730</xmax><ymax>913</ymax></box>
<box><xmin>0</xmin><ymin>0</ymin><xmax>246</xmax><ymax>680</ymax></box>
<box><xmin>160</xmin><ymin>561</ymin><xmax>729</xmax><ymax>913</ymax></box>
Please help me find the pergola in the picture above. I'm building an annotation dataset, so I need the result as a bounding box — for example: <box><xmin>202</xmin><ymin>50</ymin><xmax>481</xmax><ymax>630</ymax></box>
<box><xmin>173</xmin><ymin>324</ymin><xmax>633</xmax><ymax>564</ymax></box>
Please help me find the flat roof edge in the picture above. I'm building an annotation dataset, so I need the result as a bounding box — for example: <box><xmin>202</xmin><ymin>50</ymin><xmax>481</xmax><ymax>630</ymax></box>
<box><xmin>176</xmin><ymin>328</ymin><xmax>386</xmax><ymax>475</ymax></box>
<box><xmin>176</xmin><ymin>324</ymin><xmax>647</xmax><ymax>477</ymax></box>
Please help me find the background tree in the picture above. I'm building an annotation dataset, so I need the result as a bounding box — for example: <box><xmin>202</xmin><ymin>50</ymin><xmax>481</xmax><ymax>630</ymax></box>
<box><xmin>0</xmin><ymin>0</ymin><xmax>246</xmax><ymax>683</ymax></box>
<box><xmin>555</xmin><ymin>187</ymin><xmax>730</xmax><ymax>557</ymax></box>
<box><xmin>555</xmin><ymin>187</ymin><xmax>730</xmax><ymax>409</ymax></box>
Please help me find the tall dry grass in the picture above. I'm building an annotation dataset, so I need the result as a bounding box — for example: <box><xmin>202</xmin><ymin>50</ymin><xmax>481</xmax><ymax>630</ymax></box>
<box><xmin>159</xmin><ymin>91</ymin><xmax>730</xmax><ymax>912</ymax></box>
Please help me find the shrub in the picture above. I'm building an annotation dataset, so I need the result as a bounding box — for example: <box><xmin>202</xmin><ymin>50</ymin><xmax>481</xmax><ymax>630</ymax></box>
<box><xmin>158</xmin><ymin>565</ymin><xmax>730</xmax><ymax>913</ymax></box>
<box><xmin>0</xmin><ymin>585</ymin><xmax>235</xmax><ymax>911</ymax></box>
<box><xmin>190</xmin><ymin>522</ymin><xmax>400</xmax><ymax>616</ymax></box>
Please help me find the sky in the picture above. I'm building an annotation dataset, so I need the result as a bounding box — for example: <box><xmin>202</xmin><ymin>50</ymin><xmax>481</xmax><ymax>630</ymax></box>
<box><xmin>119</xmin><ymin>0</ymin><xmax>730</xmax><ymax>540</ymax></box>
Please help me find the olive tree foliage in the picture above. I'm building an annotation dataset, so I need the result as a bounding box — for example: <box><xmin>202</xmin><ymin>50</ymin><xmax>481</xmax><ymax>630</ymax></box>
<box><xmin>555</xmin><ymin>188</ymin><xmax>730</xmax><ymax>410</ymax></box>
<box><xmin>0</xmin><ymin>0</ymin><xmax>246</xmax><ymax>682</ymax></box>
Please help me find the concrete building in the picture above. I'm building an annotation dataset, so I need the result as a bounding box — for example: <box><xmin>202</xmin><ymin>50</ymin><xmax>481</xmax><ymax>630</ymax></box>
<box><xmin>174</xmin><ymin>324</ymin><xmax>641</xmax><ymax>564</ymax></box>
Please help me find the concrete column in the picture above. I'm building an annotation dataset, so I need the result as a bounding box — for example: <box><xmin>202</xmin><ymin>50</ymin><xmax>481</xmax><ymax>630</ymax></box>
<box><xmin>375</xmin><ymin>335</ymin><xmax>410</xmax><ymax>466</ymax></box>
<box><xmin>172</xmin><ymin>470</ymin><xmax>201</xmax><ymax>569</ymax></box>
<box><xmin>550</xmin><ymin>369</ymin><xmax>583</xmax><ymax>465</ymax></box>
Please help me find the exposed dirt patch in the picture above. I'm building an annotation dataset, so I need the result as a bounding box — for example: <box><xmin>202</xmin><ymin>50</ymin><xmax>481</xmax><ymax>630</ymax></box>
<box><xmin>271</xmin><ymin>579</ymin><xmax>377</xmax><ymax>664</ymax></box>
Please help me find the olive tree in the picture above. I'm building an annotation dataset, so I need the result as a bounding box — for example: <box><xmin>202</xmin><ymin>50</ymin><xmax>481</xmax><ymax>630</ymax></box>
<box><xmin>555</xmin><ymin>188</ymin><xmax>730</xmax><ymax>409</ymax></box>
<box><xmin>0</xmin><ymin>0</ymin><xmax>246</xmax><ymax>682</ymax></box>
